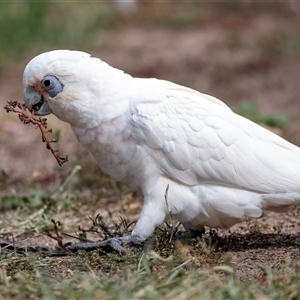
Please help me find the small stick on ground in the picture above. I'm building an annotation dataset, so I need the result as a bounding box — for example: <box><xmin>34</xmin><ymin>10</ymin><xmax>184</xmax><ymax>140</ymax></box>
<box><xmin>48</xmin><ymin>219</ymin><xmax>65</xmax><ymax>248</ymax></box>
<box><xmin>4</xmin><ymin>100</ymin><xmax>68</xmax><ymax>166</ymax></box>
<box><xmin>164</xmin><ymin>184</ymin><xmax>175</xmax><ymax>243</ymax></box>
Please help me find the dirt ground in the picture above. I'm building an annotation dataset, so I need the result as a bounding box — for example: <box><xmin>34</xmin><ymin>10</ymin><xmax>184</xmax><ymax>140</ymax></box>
<box><xmin>1</xmin><ymin>6</ymin><xmax>300</xmax><ymax>280</ymax></box>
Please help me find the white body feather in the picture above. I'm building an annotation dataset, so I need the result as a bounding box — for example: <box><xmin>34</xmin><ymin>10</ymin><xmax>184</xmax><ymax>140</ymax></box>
<box><xmin>23</xmin><ymin>50</ymin><xmax>300</xmax><ymax>241</ymax></box>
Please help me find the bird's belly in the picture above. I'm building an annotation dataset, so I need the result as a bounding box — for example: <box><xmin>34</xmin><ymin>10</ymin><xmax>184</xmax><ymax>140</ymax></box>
<box><xmin>164</xmin><ymin>182</ymin><xmax>264</xmax><ymax>229</ymax></box>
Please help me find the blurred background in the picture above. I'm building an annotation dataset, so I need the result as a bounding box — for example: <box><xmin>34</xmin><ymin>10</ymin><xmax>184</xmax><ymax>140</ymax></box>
<box><xmin>1</xmin><ymin>0</ymin><xmax>300</xmax><ymax>197</ymax></box>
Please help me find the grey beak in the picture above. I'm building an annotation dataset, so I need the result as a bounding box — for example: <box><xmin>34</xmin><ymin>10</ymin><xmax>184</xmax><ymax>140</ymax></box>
<box><xmin>24</xmin><ymin>87</ymin><xmax>52</xmax><ymax>116</ymax></box>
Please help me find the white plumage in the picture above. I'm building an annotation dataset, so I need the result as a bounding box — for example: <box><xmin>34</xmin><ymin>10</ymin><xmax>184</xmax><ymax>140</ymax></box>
<box><xmin>23</xmin><ymin>50</ymin><xmax>300</xmax><ymax>246</ymax></box>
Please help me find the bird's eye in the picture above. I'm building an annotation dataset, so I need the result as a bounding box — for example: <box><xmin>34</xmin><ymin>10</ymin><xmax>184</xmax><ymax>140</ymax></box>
<box><xmin>41</xmin><ymin>75</ymin><xmax>63</xmax><ymax>97</ymax></box>
<box><xmin>43</xmin><ymin>79</ymin><xmax>52</xmax><ymax>87</ymax></box>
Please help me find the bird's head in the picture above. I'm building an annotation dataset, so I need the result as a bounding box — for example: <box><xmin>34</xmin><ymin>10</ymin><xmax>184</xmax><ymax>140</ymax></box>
<box><xmin>23</xmin><ymin>50</ymin><xmax>92</xmax><ymax>117</ymax></box>
<box><xmin>23</xmin><ymin>50</ymin><xmax>128</xmax><ymax>127</ymax></box>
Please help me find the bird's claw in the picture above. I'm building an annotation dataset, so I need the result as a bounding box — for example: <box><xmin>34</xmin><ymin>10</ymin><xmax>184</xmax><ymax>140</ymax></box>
<box><xmin>65</xmin><ymin>235</ymin><xmax>142</xmax><ymax>255</ymax></box>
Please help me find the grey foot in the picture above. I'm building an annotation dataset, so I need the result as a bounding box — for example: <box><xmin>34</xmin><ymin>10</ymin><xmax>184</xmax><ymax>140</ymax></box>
<box><xmin>175</xmin><ymin>224</ymin><xmax>205</xmax><ymax>240</ymax></box>
<box><xmin>66</xmin><ymin>234</ymin><xmax>143</xmax><ymax>254</ymax></box>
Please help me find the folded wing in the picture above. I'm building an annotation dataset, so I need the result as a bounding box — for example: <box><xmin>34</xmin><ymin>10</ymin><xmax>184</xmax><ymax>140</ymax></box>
<box><xmin>130</xmin><ymin>79</ymin><xmax>300</xmax><ymax>194</ymax></box>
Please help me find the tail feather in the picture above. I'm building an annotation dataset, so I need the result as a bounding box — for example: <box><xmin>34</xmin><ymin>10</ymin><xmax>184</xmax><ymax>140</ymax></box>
<box><xmin>196</xmin><ymin>188</ymin><xmax>300</xmax><ymax>228</ymax></box>
<box><xmin>262</xmin><ymin>192</ymin><xmax>300</xmax><ymax>213</ymax></box>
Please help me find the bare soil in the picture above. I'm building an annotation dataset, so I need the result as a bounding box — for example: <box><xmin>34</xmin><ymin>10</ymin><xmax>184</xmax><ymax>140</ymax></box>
<box><xmin>1</xmin><ymin>6</ymin><xmax>300</xmax><ymax>281</ymax></box>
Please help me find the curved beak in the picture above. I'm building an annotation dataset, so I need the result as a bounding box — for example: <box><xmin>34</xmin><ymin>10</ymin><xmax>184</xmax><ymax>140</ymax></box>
<box><xmin>24</xmin><ymin>87</ymin><xmax>52</xmax><ymax>116</ymax></box>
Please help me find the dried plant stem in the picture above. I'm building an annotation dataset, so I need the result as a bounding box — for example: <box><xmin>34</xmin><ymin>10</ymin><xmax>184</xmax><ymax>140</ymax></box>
<box><xmin>4</xmin><ymin>100</ymin><xmax>68</xmax><ymax>166</ymax></box>
<box><xmin>164</xmin><ymin>184</ymin><xmax>175</xmax><ymax>243</ymax></box>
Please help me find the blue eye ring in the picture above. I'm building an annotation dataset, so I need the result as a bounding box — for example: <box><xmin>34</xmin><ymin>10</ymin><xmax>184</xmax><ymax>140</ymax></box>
<box><xmin>41</xmin><ymin>75</ymin><xmax>63</xmax><ymax>97</ymax></box>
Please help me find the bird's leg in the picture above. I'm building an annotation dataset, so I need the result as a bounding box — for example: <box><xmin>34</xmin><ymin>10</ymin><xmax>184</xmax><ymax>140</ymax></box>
<box><xmin>61</xmin><ymin>187</ymin><xmax>170</xmax><ymax>255</ymax></box>
<box><xmin>66</xmin><ymin>197</ymin><xmax>167</xmax><ymax>254</ymax></box>
<box><xmin>131</xmin><ymin>197</ymin><xmax>168</xmax><ymax>240</ymax></box>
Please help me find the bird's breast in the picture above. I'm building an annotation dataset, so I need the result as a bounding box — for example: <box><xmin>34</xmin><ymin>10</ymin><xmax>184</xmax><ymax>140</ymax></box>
<box><xmin>72</xmin><ymin>120</ymin><xmax>153</xmax><ymax>191</ymax></box>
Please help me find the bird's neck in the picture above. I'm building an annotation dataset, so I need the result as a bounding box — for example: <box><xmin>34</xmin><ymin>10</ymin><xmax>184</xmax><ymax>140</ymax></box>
<box><xmin>52</xmin><ymin>70</ymin><xmax>133</xmax><ymax>128</ymax></box>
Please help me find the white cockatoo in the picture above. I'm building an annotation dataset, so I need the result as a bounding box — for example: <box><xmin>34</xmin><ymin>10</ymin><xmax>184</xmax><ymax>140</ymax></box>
<box><xmin>23</xmin><ymin>50</ymin><xmax>300</xmax><ymax>251</ymax></box>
